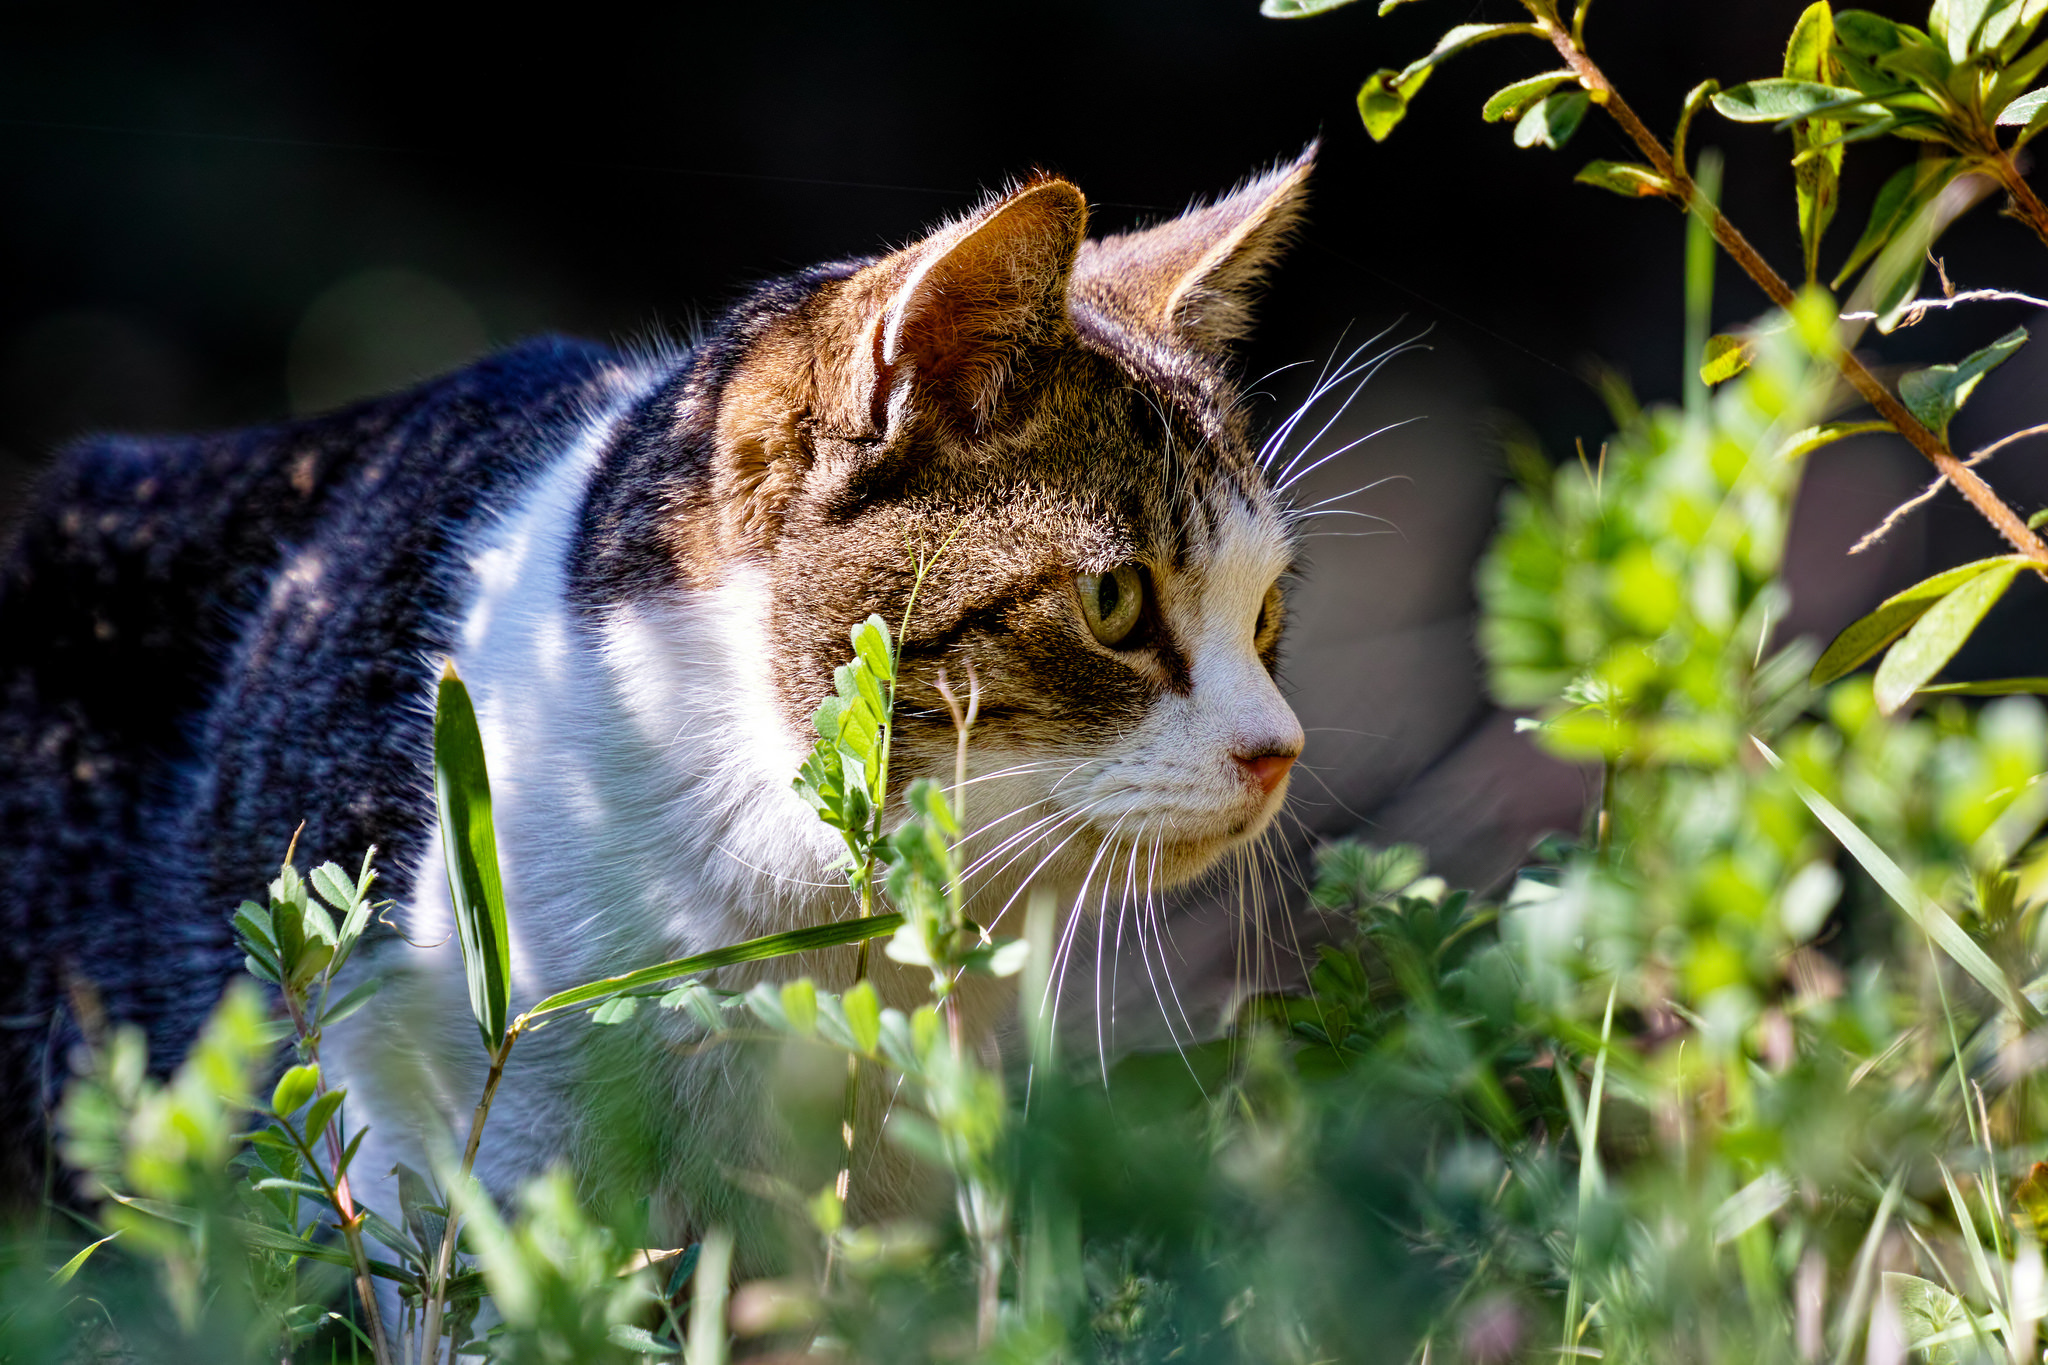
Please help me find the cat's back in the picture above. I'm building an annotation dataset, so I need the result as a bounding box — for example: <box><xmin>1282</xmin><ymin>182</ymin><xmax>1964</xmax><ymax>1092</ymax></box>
<box><xmin>0</xmin><ymin>335</ymin><xmax>657</xmax><ymax>1196</ymax></box>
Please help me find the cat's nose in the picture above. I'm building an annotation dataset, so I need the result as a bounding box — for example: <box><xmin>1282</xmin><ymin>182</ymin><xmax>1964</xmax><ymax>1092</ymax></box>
<box><xmin>1234</xmin><ymin>749</ymin><xmax>1297</xmax><ymax>796</ymax></box>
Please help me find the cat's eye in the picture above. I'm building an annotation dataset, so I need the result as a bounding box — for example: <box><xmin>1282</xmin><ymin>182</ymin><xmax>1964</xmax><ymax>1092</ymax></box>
<box><xmin>1076</xmin><ymin>564</ymin><xmax>1146</xmax><ymax>647</ymax></box>
<box><xmin>1256</xmin><ymin>583</ymin><xmax>1283</xmax><ymax>641</ymax></box>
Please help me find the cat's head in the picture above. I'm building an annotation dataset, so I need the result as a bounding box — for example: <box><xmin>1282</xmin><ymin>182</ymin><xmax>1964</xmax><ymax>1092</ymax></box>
<box><xmin>678</xmin><ymin>149</ymin><xmax>1317</xmax><ymax>902</ymax></box>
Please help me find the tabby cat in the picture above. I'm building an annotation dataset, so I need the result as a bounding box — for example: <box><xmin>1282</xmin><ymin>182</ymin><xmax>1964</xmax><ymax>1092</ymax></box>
<box><xmin>0</xmin><ymin>147</ymin><xmax>1316</xmax><ymax>1240</ymax></box>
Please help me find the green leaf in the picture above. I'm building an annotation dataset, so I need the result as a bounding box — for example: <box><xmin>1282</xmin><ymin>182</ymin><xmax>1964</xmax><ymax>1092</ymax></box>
<box><xmin>50</xmin><ymin>1231</ymin><xmax>120</xmax><ymax>1287</ymax></box>
<box><xmin>606</xmin><ymin>1325</ymin><xmax>681</xmax><ymax>1355</ymax></box>
<box><xmin>1898</xmin><ymin>325</ymin><xmax>2029</xmax><ymax>441</ymax></box>
<box><xmin>527</xmin><ymin>914</ymin><xmax>907</xmax><ymax>1020</ymax></box>
<box><xmin>1873</xmin><ymin>559</ymin><xmax>2026</xmax><ymax>712</ymax></box>
<box><xmin>320</xmin><ymin>977</ymin><xmax>381</xmax><ymax>1028</ymax></box>
<box><xmin>779</xmin><ymin>978</ymin><xmax>819</xmax><ymax>1037</ymax></box>
<box><xmin>1933</xmin><ymin>0</ymin><xmax>2000</xmax><ymax>63</ymax></box>
<box><xmin>851</xmin><ymin>615</ymin><xmax>893</xmax><ymax>687</ymax></box>
<box><xmin>843</xmin><ymin>979</ymin><xmax>882</xmax><ymax>1055</ymax></box>
<box><xmin>1812</xmin><ymin>556</ymin><xmax>2029</xmax><ymax>682</ymax></box>
<box><xmin>1484</xmin><ymin>71</ymin><xmax>1575</xmax><ymax>122</ymax></box>
<box><xmin>1515</xmin><ymin>90</ymin><xmax>1591</xmax><ymax>149</ymax></box>
<box><xmin>1711</xmin><ymin>79</ymin><xmax>1881</xmax><ymax>122</ymax></box>
<box><xmin>1787</xmin><ymin>3</ymin><xmax>1837</xmax><ymax>79</ymax></box>
<box><xmin>1411</xmin><ymin>22</ymin><xmax>1531</xmax><ymax>72</ymax></box>
<box><xmin>1835</xmin><ymin>10</ymin><xmax>1921</xmax><ymax>56</ymax></box>
<box><xmin>1755</xmin><ymin>739</ymin><xmax>2038</xmax><ymax>1022</ymax></box>
<box><xmin>271</xmin><ymin>1063</ymin><xmax>319</xmax><ymax>1118</ymax></box>
<box><xmin>303</xmin><ymin>1088</ymin><xmax>345</xmax><ymax>1140</ymax></box>
<box><xmin>1770</xmin><ymin>420</ymin><xmax>1893</xmax><ymax>461</ymax></box>
<box><xmin>590</xmin><ymin>995</ymin><xmax>640</xmax><ymax>1025</ymax></box>
<box><xmin>1918</xmin><ymin>676</ymin><xmax>2048</xmax><ymax>694</ymax></box>
<box><xmin>2000</xmin><ymin>86</ymin><xmax>2048</xmax><ymax>123</ymax></box>
<box><xmin>434</xmin><ymin>664</ymin><xmax>512</xmax><ymax>1051</ymax></box>
<box><xmin>1699</xmin><ymin>334</ymin><xmax>1755</xmax><ymax>385</ymax></box>
<box><xmin>233</xmin><ymin>901</ymin><xmax>275</xmax><ymax>952</ymax></box>
<box><xmin>1358</xmin><ymin>65</ymin><xmax>1430</xmax><ymax>141</ymax></box>
<box><xmin>1575</xmin><ymin>160</ymin><xmax>1674</xmax><ymax>198</ymax></box>
<box><xmin>1786</xmin><ymin>5</ymin><xmax>1844</xmax><ymax>284</ymax></box>
<box><xmin>1984</xmin><ymin>0</ymin><xmax>2048</xmax><ymax>57</ymax></box>
<box><xmin>1259</xmin><ymin>0</ymin><xmax>1361</xmax><ymax>12</ymax></box>
<box><xmin>309</xmin><ymin>862</ymin><xmax>358</xmax><ymax>914</ymax></box>
<box><xmin>1883</xmin><ymin>1272</ymin><xmax>1977</xmax><ymax>1365</ymax></box>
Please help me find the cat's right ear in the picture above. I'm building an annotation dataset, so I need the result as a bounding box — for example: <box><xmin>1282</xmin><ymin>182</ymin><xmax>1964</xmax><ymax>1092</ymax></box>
<box><xmin>853</xmin><ymin>177</ymin><xmax>1090</xmax><ymax>439</ymax></box>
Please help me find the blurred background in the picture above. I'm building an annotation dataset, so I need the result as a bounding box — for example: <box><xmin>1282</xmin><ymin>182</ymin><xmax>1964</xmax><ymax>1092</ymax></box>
<box><xmin>6</xmin><ymin>1</ymin><xmax>2047</xmax><ymax>1036</ymax></box>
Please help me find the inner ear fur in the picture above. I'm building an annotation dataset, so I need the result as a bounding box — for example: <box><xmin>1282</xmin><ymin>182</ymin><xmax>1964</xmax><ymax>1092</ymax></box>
<box><xmin>864</xmin><ymin>176</ymin><xmax>1090</xmax><ymax>436</ymax></box>
<box><xmin>1072</xmin><ymin>142</ymin><xmax>1316</xmax><ymax>357</ymax></box>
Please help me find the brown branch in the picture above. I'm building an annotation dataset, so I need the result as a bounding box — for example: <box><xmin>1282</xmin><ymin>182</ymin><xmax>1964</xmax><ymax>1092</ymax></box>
<box><xmin>1987</xmin><ymin>145</ymin><xmax>2048</xmax><ymax>251</ymax></box>
<box><xmin>1851</xmin><ymin>422</ymin><xmax>2048</xmax><ymax>554</ymax></box>
<box><xmin>1526</xmin><ymin>4</ymin><xmax>2048</xmax><ymax>568</ymax></box>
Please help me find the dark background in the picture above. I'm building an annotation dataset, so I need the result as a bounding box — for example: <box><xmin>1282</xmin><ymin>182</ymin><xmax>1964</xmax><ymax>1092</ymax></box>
<box><xmin>7</xmin><ymin>2</ymin><xmax>2046</xmax><ymax>1028</ymax></box>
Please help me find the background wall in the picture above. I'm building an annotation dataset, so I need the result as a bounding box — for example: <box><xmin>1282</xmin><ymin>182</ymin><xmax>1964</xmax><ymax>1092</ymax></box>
<box><xmin>7</xmin><ymin>1</ymin><xmax>2046</xmax><ymax>1038</ymax></box>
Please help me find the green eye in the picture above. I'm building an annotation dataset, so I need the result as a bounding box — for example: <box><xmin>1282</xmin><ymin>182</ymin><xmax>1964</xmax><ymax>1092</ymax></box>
<box><xmin>1076</xmin><ymin>564</ymin><xmax>1145</xmax><ymax>647</ymax></box>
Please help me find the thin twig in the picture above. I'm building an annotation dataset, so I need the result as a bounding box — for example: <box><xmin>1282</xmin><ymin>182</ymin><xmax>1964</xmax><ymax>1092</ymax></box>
<box><xmin>1841</xmin><ymin>287</ymin><xmax>2048</xmax><ymax>328</ymax></box>
<box><xmin>1851</xmin><ymin>423</ymin><xmax>2048</xmax><ymax>554</ymax></box>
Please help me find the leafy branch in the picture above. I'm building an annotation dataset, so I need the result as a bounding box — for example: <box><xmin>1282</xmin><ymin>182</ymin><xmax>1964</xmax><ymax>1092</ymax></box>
<box><xmin>1276</xmin><ymin>0</ymin><xmax>2048</xmax><ymax>710</ymax></box>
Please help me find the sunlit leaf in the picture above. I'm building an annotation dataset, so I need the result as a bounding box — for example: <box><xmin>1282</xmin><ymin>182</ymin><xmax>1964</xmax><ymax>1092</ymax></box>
<box><xmin>271</xmin><ymin>1063</ymin><xmax>320</xmax><ymax>1118</ymax></box>
<box><xmin>1770</xmin><ymin>420</ymin><xmax>1893</xmax><ymax>462</ymax></box>
<box><xmin>1755</xmin><ymin>739</ymin><xmax>2037</xmax><ymax>1021</ymax></box>
<box><xmin>434</xmin><ymin>664</ymin><xmax>512</xmax><ymax>1050</ymax></box>
<box><xmin>1999</xmin><ymin>86</ymin><xmax>2048</xmax><ymax>122</ymax></box>
<box><xmin>309</xmin><ymin>862</ymin><xmax>358</xmax><ymax>914</ymax></box>
<box><xmin>1515</xmin><ymin>91</ymin><xmax>1591</xmax><ymax>149</ymax></box>
<box><xmin>1699</xmin><ymin>334</ymin><xmax>1755</xmax><ymax>385</ymax></box>
<box><xmin>1711</xmin><ymin>79</ymin><xmax>1881</xmax><ymax>122</ymax></box>
<box><xmin>1873</xmin><ymin>559</ymin><xmax>2026</xmax><ymax>712</ymax></box>
<box><xmin>1484</xmin><ymin>71</ymin><xmax>1575</xmax><ymax>122</ymax></box>
<box><xmin>1918</xmin><ymin>676</ymin><xmax>2048</xmax><ymax>694</ymax></box>
<box><xmin>843</xmin><ymin>979</ymin><xmax>882</xmax><ymax>1055</ymax></box>
<box><xmin>50</xmin><ymin>1232</ymin><xmax>120</xmax><ymax>1287</ymax></box>
<box><xmin>1786</xmin><ymin>5</ymin><xmax>1844</xmax><ymax>283</ymax></box>
<box><xmin>1258</xmin><ymin>0</ymin><xmax>1362</xmax><ymax>14</ymax></box>
<box><xmin>1358</xmin><ymin>65</ymin><xmax>1430</xmax><ymax>141</ymax></box>
<box><xmin>1575</xmin><ymin>160</ymin><xmax>1673</xmax><ymax>198</ymax></box>
<box><xmin>1898</xmin><ymin>325</ymin><xmax>2028</xmax><ymax>440</ymax></box>
<box><xmin>1812</xmin><ymin>556</ymin><xmax>2027</xmax><ymax>683</ymax></box>
<box><xmin>589</xmin><ymin>995</ymin><xmax>639</xmax><ymax>1025</ymax></box>
<box><xmin>1883</xmin><ymin>1272</ymin><xmax>1979</xmax><ymax>1365</ymax></box>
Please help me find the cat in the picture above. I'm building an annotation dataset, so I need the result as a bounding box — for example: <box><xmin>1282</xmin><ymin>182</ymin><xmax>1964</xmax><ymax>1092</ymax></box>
<box><xmin>0</xmin><ymin>146</ymin><xmax>1317</xmax><ymax>1248</ymax></box>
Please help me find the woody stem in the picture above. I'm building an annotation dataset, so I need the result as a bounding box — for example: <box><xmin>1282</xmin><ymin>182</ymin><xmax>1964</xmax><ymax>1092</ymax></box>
<box><xmin>1524</xmin><ymin>2</ymin><xmax>2048</xmax><ymax>565</ymax></box>
<box><xmin>1984</xmin><ymin>143</ymin><xmax>2048</xmax><ymax>251</ymax></box>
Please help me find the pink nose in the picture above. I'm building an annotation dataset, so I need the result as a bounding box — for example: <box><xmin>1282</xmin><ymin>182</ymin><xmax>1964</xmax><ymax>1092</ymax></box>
<box><xmin>1236</xmin><ymin>751</ymin><xmax>1297</xmax><ymax>797</ymax></box>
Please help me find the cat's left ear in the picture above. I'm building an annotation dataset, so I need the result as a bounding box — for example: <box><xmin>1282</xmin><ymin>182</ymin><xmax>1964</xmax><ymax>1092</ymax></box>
<box><xmin>1073</xmin><ymin>141</ymin><xmax>1317</xmax><ymax>357</ymax></box>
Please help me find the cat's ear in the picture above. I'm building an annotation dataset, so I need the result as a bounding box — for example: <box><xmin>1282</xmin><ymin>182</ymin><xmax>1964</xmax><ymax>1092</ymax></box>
<box><xmin>1073</xmin><ymin>142</ymin><xmax>1316</xmax><ymax>357</ymax></box>
<box><xmin>863</xmin><ymin>176</ymin><xmax>1089</xmax><ymax>436</ymax></box>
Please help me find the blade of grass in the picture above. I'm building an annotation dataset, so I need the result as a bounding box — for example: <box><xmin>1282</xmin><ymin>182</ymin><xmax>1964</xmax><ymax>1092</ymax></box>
<box><xmin>1832</xmin><ymin>1173</ymin><xmax>1906</xmax><ymax>1365</ymax></box>
<box><xmin>526</xmin><ymin>914</ymin><xmax>906</xmax><ymax>1020</ymax></box>
<box><xmin>1754</xmin><ymin>739</ymin><xmax>2040</xmax><ymax>1025</ymax></box>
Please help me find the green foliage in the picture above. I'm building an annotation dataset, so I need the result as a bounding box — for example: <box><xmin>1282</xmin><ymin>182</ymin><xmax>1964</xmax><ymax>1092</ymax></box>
<box><xmin>435</xmin><ymin>664</ymin><xmax>511</xmax><ymax>1051</ymax></box>
<box><xmin>24</xmin><ymin>6</ymin><xmax>2048</xmax><ymax>1362</ymax></box>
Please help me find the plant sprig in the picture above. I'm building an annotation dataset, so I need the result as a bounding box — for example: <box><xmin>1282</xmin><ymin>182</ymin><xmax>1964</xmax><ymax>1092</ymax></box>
<box><xmin>1278</xmin><ymin>0</ymin><xmax>2048</xmax><ymax>711</ymax></box>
